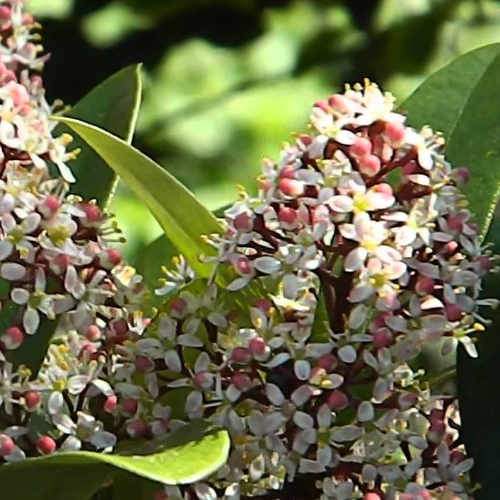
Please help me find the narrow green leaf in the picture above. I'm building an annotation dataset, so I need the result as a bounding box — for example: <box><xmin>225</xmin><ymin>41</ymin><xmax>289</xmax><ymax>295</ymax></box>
<box><xmin>53</xmin><ymin>117</ymin><xmax>222</xmax><ymax>278</ymax></box>
<box><xmin>56</xmin><ymin>64</ymin><xmax>142</xmax><ymax>206</ymax></box>
<box><xmin>403</xmin><ymin>43</ymin><xmax>500</xmax><ymax>238</ymax></box>
<box><xmin>0</xmin><ymin>421</ymin><xmax>229</xmax><ymax>495</ymax></box>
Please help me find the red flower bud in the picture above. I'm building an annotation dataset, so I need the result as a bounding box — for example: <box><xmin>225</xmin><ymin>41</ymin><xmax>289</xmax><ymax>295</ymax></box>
<box><xmin>24</xmin><ymin>390</ymin><xmax>41</xmax><ymax>411</ymax></box>
<box><xmin>349</xmin><ymin>137</ymin><xmax>372</xmax><ymax>157</ymax></box>
<box><xmin>326</xmin><ymin>390</ymin><xmax>349</xmax><ymax>410</ymax></box>
<box><xmin>0</xmin><ymin>434</ymin><xmax>15</xmax><ymax>456</ymax></box>
<box><xmin>36</xmin><ymin>435</ymin><xmax>56</xmax><ymax>455</ymax></box>
<box><xmin>104</xmin><ymin>395</ymin><xmax>118</xmax><ymax>413</ymax></box>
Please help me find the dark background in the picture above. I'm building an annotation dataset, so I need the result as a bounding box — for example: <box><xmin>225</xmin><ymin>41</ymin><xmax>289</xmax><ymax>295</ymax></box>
<box><xmin>31</xmin><ymin>0</ymin><xmax>500</xmax><ymax>261</ymax></box>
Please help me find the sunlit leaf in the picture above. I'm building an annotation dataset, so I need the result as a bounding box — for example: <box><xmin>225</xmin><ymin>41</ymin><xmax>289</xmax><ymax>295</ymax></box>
<box><xmin>403</xmin><ymin>43</ymin><xmax>500</xmax><ymax>238</ymax></box>
<box><xmin>53</xmin><ymin>116</ymin><xmax>222</xmax><ymax>278</ymax></box>
<box><xmin>0</xmin><ymin>421</ymin><xmax>230</xmax><ymax>499</ymax></box>
<box><xmin>56</xmin><ymin>64</ymin><xmax>142</xmax><ymax>206</ymax></box>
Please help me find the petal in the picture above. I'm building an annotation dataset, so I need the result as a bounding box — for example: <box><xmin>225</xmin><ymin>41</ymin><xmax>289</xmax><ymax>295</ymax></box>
<box><xmin>0</xmin><ymin>240</ymin><xmax>13</xmax><ymax>260</ymax></box>
<box><xmin>328</xmin><ymin>195</ymin><xmax>353</xmax><ymax>213</ymax></box>
<box><xmin>23</xmin><ymin>307</ymin><xmax>39</xmax><ymax>335</ymax></box>
<box><xmin>11</xmin><ymin>287</ymin><xmax>29</xmax><ymax>305</ymax></box>
<box><xmin>1</xmin><ymin>263</ymin><xmax>25</xmax><ymax>280</ymax></box>
<box><xmin>344</xmin><ymin>247</ymin><xmax>367</xmax><ymax>272</ymax></box>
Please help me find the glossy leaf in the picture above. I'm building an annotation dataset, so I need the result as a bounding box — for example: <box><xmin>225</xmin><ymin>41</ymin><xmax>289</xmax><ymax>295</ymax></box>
<box><xmin>457</xmin><ymin>212</ymin><xmax>500</xmax><ymax>499</ymax></box>
<box><xmin>56</xmin><ymin>64</ymin><xmax>142</xmax><ymax>206</ymax></box>
<box><xmin>403</xmin><ymin>43</ymin><xmax>500</xmax><ymax>238</ymax></box>
<box><xmin>54</xmin><ymin>117</ymin><xmax>222</xmax><ymax>278</ymax></box>
<box><xmin>403</xmin><ymin>44</ymin><xmax>500</xmax><ymax>498</ymax></box>
<box><xmin>0</xmin><ymin>421</ymin><xmax>230</xmax><ymax>499</ymax></box>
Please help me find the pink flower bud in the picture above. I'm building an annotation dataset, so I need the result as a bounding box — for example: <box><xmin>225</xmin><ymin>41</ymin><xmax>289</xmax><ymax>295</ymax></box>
<box><xmin>85</xmin><ymin>325</ymin><xmax>101</xmax><ymax>342</ymax></box>
<box><xmin>81</xmin><ymin>203</ymin><xmax>102</xmax><ymax>223</ymax></box>
<box><xmin>232</xmin><ymin>372</ymin><xmax>252</xmax><ymax>391</ymax></box>
<box><xmin>316</xmin><ymin>354</ymin><xmax>337</xmax><ymax>371</ymax></box>
<box><xmin>135</xmin><ymin>355</ymin><xmax>154</xmax><ymax>373</ymax></box>
<box><xmin>104</xmin><ymin>395</ymin><xmax>118</xmax><ymax>413</ymax></box>
<box><xmin>0</xmin><ymin>434</ymin><xmax>15</xmax><ymax>456</ymax></box>
<box><xmin>170</xmin><ymin>297</ymin><xmax>187</xmax><ymax>316</ymax></box>
<box><xmin>349</xmin><ymin>137</ymin><xmax>372</xmax><ymax>157</ymax></box>
<box><xmin>364</xmin><ymin>493</ymin><xmax>382</xmax><ymax>500</ymax></box>
<box><xmin>233</xmin><ymin>212</ymin><xmax>253</xmax><ymax>232</ymax></box>
<box><xmin>384</xmin><ymin>121</ymin><xmax>405</xmax><ymax>143</ymax></box>
<box><xmin>373</xmin><ymin>328</ymin><xmax>393</xmax><ymax>349</ymax></box>
<box><xmin>233</xmin><ymin>256</ymin><xmax>253</xmax><ymax>275</ymax></box>
<box><xmin>122</xmin><ymin>398</ymin><xmax>138</xmax><ymax>415</ymax></box>
<box><xmin>24</xmin><ymin>390</ymin><xmax>41</xmax><ymax>411</ymax></box>
<box><xmin>279</xmin><ymin>178</ymin><xmax>304</xmax><ymax>197</ymax></box>
<box><xmin>415</xmin><ymin>276</ymin><xmax>435</xmax><ymax>295</ymax></box>
<box><xmin>255</xmin><ymin>298</ymin><xmax>272</xmax><ymax>313</ymax></box>
<box><xmin>104</xmin><ymin>248</ymin><xmax>122</xmax><ymax>267</ymax></box>
<box><xmin>39</xmin><ymin>195</ymin><xmax>60</xmax><ymax>217</ymax></box>
<box><xmin>3</xmin><ymin>326</ymin><xmax>24</xmax><ymax>349</ymax></box>
<box><xmin>0</xmin><ymin>6</ymin><xmax>11</xmax><ymax>20</ymax></box>
<box><xmin>231</xmin><ymin>347</ymin><xmax>252</xmax><ymax>364</ymax></box>
<box><xmin>249</xmin><ymin>336</ymin><xmax>267</xmax><ymax>356</ymax></box>
<box><xmin>439</xmin><ymin>240</ymin><xmax>458</xmax><ymax>257</ymax></box>
<box><xmin>358</xmin><ymin>154</ymin><xmax>381</xmax><ymax>176</ymax></box>
<box><xmin>326</xmin><ymin>389</ymin><xmax>349</xmax><ymax>410</ymax></box>
<box><xmin>445</xmin><ymin>303</ymin><xmax>463</xmax><ymax>322</ymax></box>
<box><xmin>278</xmin><ymin>206</ymin><xmax>297</xmax><ymax>225</ymax></box>
<box><xmin>37</xmin><ymin>435</ymin><xmax>56</xmax><ymax>455</ymax></box>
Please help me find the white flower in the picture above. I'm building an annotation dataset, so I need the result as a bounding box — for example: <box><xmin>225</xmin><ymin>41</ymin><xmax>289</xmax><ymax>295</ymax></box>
<box><xmin>341</xmin><ymin>213</ymin><xmax>401</xmax><ymax>271</ymax></box>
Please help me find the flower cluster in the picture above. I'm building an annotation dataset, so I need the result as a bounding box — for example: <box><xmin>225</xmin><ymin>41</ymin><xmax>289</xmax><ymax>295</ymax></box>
<box><xmin>0</xmin><ymin>0</ymin><xmax>148</xmax><ymax>462</ymax></box>
<box><xmin>0</xmin><ymin>2</ymin><xmax>495</xmax><ymax>500</ymax></box>
<box><xmin>145</xmin><ymin>84</ymin><xmax>494</xmax><ymax>498</ymax></box>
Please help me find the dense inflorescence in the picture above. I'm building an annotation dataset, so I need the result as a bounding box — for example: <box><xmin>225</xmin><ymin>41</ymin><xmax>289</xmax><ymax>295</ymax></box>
<box><xmin>0</xmin><ymin>2</ymin><xmax>496</xmax><ymax>500</ymax></box>
<box><xmin>0</xmin><ymin>0</ymin><xmax>148</xmax><ymax>462</ymax></box>
<box><xmin>145</xmin><ymin>83</ymin><xmax>495</xmax><ymax>499</ymax></box>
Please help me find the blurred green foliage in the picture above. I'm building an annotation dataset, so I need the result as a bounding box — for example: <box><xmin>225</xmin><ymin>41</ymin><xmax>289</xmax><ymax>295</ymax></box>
<box><xmin>31</xmin><ymin>0</ymin><xmax>500</xmax><ymax>265</ymax></box>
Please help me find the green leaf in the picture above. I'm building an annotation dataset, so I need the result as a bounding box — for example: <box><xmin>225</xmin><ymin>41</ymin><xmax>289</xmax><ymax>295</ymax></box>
<box><xmin>53</xmin><ymin>117</ymin><xmax>222</xmax><ymax>278</ymax></box>
<box><xmin>57</xmin><ymin>64</ymin><xmax>142</xmax><ymax>206</ymax></box>
<box><xmin>403</xmin><ymin>44</ymin><xmax>500</xmax><ymax>498</ymax></box>
<box><xmin>456</xmin><ymin>210</ymin><xmax>500</xmax><ymax>499</ymax></box>
<box><xmin>0</xmin><ymin>421</ymin><xmax>230</xmax><ymax>499</ymax></box>
<box><xmin>403</xmin><ymin>43</ymin><xmax>500</xmax><ymax>238</ymax></box>
<box><xmin>0</xmin><ymin>462</ymin><xmax>113</xmax><ymax>500</ymax></box>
